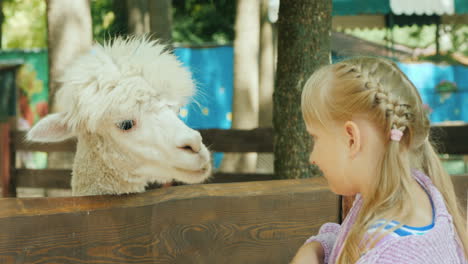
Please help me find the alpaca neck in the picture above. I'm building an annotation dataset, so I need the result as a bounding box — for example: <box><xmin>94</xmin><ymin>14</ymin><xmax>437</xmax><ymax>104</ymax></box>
<box><xmin>71</xmin><ymin>134</ymin><xmax>146</xmax><ymax>196</ymax></box>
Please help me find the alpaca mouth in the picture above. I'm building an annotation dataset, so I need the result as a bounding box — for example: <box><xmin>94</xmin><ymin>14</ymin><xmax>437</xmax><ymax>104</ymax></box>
<box><xmin>173</xmin><ymin>166</ymin><xmax>209</xmax><ymax>175</ymax></box>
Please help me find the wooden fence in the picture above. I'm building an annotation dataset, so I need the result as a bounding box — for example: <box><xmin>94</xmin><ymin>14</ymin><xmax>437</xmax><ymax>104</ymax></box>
<box><xmin>0</xmin><ymin>124</ymin><xmax>467</xmax><ymax>263</ymax></box>
<box><xmin>0</xmin><ymin>178</ymin><xmax>339</xmax><ymax>264</ymax></box>
<box><xmin>2</xmin><ymin>125</ymin><xmax>468</xmax><ymax>197</ymax></box>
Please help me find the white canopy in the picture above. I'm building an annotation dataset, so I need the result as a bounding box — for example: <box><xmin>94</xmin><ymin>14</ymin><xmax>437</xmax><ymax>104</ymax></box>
<box><xmin>390</xmin><ymin>0</ymin><xmax>455</xmax><ymax>15</ymax></box>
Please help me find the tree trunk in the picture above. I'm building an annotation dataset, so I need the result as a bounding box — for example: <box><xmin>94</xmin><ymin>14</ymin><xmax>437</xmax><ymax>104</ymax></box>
<box><xmin>148</xmin><ymin>0</ymin><xmax>172</xmax><ymax>44</ymax></box>
<box><xmin>112</xmin><ymin>0</ymin><xmax>129</xmax><ymax>35</ymax></box>
<box><xmin>273</xmin><ymin>0</ymin><xmax>331</xmax><ymax>179</ymax></box>
<box><xmin>47</xmin><ymin>0</ymin><xmax>92</xmax><ymax>110</ymax></box>
<box><xmin>257</xmin><ymin>0</ymin><xmax>277</xmax><ymax>173</ymax></box>
<box><xmin>126</xmin><ymin>0</ymin><xmax>172</xmax><ymax>45</ymax></box>
<box><xmin>220</xmin><ymin>0</ymin><xmax>260</xmax><ymax>173</ymax></box>
<box><xmin>126</xmin><ymin>0</ymin><xmax>150</xmax><ymax>36</ymax></box>
<box><xmin>46</xmin><ymin>0</ymin><xmax>92</xmax><ymax>181</ymax></box>
<box><xmin>259</xmin><ymin>0</ymin><xmax>275</xmax><ymax>128</ymax></box>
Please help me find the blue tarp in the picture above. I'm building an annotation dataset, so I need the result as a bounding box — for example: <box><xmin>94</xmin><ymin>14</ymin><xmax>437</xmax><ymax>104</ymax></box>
<box><xmin>398</xmin><ymin>62</ymin><xmax>468</xmax><ymax>123</ymax></box>
<box><xmin>1</xmin><ymin>48</ymin><xmax>466</xmax><ymax>127</ymax></box>
<box><xmin>174</xmin><ymin>46</ymin><xmax>233</xmax><ymax>129</ymax></box>
<box><xmin>176</xmin><ymin>46</ymin><xmax>468</xmax><ymax>128</ymax></box>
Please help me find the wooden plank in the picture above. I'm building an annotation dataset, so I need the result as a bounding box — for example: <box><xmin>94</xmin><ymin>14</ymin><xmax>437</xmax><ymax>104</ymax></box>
<box><xmin>0</xmin><ymin>122</ymin><xmax>15</xmax><ymax>197</ymax></box>
<box><xmin>0</xmin><ymin>123</ymin><xmax>10</xmax><ymax>197</ymax></box>
<box><xmin>15</xmin><ymin>170</ymin><xmax>276</xmax><ymax>189</ymax></box>
<box><xmin>16</xmin><ymin>169</ymin><xmax>71</xmax><ymax>189</ymax></box>
<box><xmin>12</xmin><ymin>131</ymin><xmax>77</xmax><ymax>152</ymax></box>
<box><xmin>0</xmin><ymin>178</ymin><xmax>339</xmax><ymax>264</ymax></box>
<box><xmin>208</xmin><ymin>173</ymin><xmax>275</xmax><ymax>183</ymax></box>
<box><xmin>452</xmin><ymin>174</ymin><xmax>468</xmax><ymax>214</ymax></box>
<box><xmin>13</xmin><ymin>128</ymin><xmax>274</xmax><ymax>153</ymax></box>
<box><xmin>431</xmin><ymin>124</ymin><xmax>468</xmax><ymax>155</ymax></box>
<box><xmin>12</xmin><ymin>125</ymin><xmax>468</xmax><ymax>154</ymax></box>
<box><xmin>13</xmin><ymin>170</ymin><xmax>468</xmax><ymax>208</ymax></box>
<box><xmin>200</xmin><ymin>128</ymin><xmax>273</xmax><ymax>152</ymax></box>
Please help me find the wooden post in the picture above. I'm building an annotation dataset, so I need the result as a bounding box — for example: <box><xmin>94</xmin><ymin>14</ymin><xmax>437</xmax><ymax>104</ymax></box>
<box><xmin>0</xmin><ymin>122</ymin><xmax>10</xmax><ymax>197</ymax></box>
<box><xmin>8</xmin><ymin>118</ymin><xmax>16</xmax><ymax>197</ymax></box>
<box><xmin>1</xmin><ymin>65</ymin><xmax>20</xmax><ymax>197</ymax></box>
<box><xmin>1</xmin><ymin>114</ymin><xmax>17</xmax><ymax>197</ymax></box>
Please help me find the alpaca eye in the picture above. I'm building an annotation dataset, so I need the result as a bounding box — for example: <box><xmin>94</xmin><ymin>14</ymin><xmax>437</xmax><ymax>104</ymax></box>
<box><xmin>117</xmin><ymin>120</ymin><xmax>135</xmax><ymax>131</ymax></box>
<box><xmin>169</xmin><ymin>105</ymin><xmax>180</xmax><ymax>114</ymax></box>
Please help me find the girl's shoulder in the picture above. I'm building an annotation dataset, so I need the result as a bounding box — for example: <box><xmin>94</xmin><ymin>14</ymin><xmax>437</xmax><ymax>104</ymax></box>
<box><xmin>356</xmin><ymin>169</ymin><xmax>464</xmax><ymax>263</ymax></box>
<box><xmin>357</xmin><ymin>228</ymin><xmax>466</xmax><ymax>264</ymax></box>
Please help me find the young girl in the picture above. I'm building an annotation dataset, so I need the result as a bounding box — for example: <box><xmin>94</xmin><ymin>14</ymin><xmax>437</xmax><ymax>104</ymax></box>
<box><xmin>291</xmin><ymin>57</ymin><xmax>467</xmax><ymax>263</ymax></box>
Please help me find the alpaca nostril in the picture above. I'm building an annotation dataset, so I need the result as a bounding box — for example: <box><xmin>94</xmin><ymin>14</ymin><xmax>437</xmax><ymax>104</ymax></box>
<box><xmin>176</xmin><ymin>130</ymin><xmax>202</xmax><ymax>153</ymax></box>
<box><xmin>181</xmin><ymin>145</ymin><xmax>193</xmax><ymax>152</ymax></box>
<box><xmin>178</xmin><ymin>144</ymin><xmax>200</xmax><ymax>154</ymax></box>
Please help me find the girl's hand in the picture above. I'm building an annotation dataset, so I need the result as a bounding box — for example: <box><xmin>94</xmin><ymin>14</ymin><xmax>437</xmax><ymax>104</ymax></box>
<box><xmin>290</xmin><ymin>241</ymin><xmax>325</xmax><ymax>264</ymax></box>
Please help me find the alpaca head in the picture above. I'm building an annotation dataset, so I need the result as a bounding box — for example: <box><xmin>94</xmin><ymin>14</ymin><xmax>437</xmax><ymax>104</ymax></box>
<box><xmin>27</xmin><ymin>36</ymin><xmax>212</xmax><ymax>189</ymax></box>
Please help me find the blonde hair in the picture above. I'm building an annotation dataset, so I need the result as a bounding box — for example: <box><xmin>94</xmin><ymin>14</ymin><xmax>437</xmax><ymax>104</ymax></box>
<box><xmin>301</xmin><ymin>57</ymin><xmax>468</xmax><ymax>262</ymax></box>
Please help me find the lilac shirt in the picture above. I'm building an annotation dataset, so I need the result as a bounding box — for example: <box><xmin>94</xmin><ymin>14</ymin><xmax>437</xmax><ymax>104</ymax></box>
<box><xmin>306</xmin><ymin>169</ymin><xmax>467</xmax><ymax>263</ymax></box>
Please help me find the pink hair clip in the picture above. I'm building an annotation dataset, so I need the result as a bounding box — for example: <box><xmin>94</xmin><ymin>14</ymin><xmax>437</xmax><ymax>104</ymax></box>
<box><xmin>390</xmin><ymin>129</ymin><xmax>404</xmax><ymax>142</ymax></box>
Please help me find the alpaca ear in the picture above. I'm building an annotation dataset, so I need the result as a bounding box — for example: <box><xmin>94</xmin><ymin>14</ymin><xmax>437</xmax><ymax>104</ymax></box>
<box><xmin>26</xmin><ymin>112</ymin><xmax>74</xmax><ymax>142</ymax></box>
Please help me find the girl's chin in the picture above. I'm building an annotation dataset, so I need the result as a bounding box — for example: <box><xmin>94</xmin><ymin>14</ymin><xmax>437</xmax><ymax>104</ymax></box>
<box><xmin>328</xmin><ymin>183</ymin><xmax>357</xmax><ymax>196</ymax></box>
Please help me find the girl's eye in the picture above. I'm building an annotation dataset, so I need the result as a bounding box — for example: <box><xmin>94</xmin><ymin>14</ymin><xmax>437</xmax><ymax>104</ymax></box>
<box><xmin>117</xmin><ymin>120</ymin><xmax>135</xmax><ymax>131</ymax></box>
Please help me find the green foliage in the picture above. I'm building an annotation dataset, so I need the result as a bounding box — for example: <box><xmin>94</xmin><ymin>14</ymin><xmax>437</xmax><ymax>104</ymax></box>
<box><xmin>342</xmin><ymin>23</ymin><xmax>468</xmax><ymax>62</ymax></box>
<box><xmin>2</xmin><ymin>0</ymin><xmax>47</xmax><ymax>49</ymax></box>
<box><xmin>91</xmin><ymin>0</ymin><xmax>128</xmax><ymax>42</ymax></box>
<box><xmin>91</xmin><ymin>0</ymin><xmax>114</xmax><ymax>42</ymax></box>
<box><xmin>343</xmin><ymin>24</ymin><xmax>437</xmax><ymax>49</ymax></box>
<box><xmin>172</xmin><ymin>0</ymin><xmax>235</xmax><ymax>44</ymax></box>
<box><xmin>91</xmin><ymin>0</ymin><xmax>235</xmax><ymax>45</ymax></box>
<box><xmin>1</xmin><ymin>0</ymin><xmax>235</xmax><ymax>48</ymax></box>
<box><xmin>443</xmin><ymin>24</ymin><xmax>468</xmax><ymax>57</ymax></box>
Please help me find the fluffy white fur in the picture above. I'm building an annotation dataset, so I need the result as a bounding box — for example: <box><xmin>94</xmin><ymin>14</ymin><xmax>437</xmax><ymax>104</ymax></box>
<box><xmin>27</xmin><ymin>36</ymin><xmax>212</xmax><ymax>196</ymax></box>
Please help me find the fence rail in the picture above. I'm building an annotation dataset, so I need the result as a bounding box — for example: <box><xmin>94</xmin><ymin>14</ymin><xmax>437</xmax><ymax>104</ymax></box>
<box><xmin>3</xmin><ymin>125</ymin><xmax>468</xmax><ymax>196</ymax></box>
<box><xmin>0</xmin><ymin>177</ymin><xmax>339</xmax><ymax>264</ymax></box>
<box><xmin>10</xmin><ymin>125</ymin><xmax>468</xmax><ymax>154</ymax></box>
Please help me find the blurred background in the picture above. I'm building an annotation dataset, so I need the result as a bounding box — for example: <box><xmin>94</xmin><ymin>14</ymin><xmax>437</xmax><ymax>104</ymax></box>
<box><xmin>0</xmin><ymin>0</ymin><xmax>466</xmax><ymax>196</ymax></box>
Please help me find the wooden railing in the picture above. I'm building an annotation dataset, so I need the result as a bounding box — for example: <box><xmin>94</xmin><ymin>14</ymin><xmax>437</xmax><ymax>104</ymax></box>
<box><xmin>4</xmin><ymin>128</ymin><xmax>276</xmax><ymax>195</ymax></box>
<box><xmin>3</xmin><ymin>125</ymin><xmax>468</xmax><ymax>196</ymax></box>
<box><xmin>0</xmin><ymin>177</ymin><xmax>339</xmax><ymax>264</ymax></box>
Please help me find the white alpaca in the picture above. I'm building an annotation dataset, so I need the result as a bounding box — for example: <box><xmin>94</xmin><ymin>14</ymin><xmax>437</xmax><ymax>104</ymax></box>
<box><xmin>27</xmin><ymin>36</ymin><xmax>212</xmax><ymax>196</ymax></box>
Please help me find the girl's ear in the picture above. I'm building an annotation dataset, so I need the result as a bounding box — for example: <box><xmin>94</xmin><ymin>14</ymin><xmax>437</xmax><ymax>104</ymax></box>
<box><xmin>344</xmin><ymin>121</ymin><xmax>361</xmax><ymax>158</ymax></box>
<box><xmin>26</xmin><ymin>113</ymin><xmax>74</xmax><ymax>142</ymax></box>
